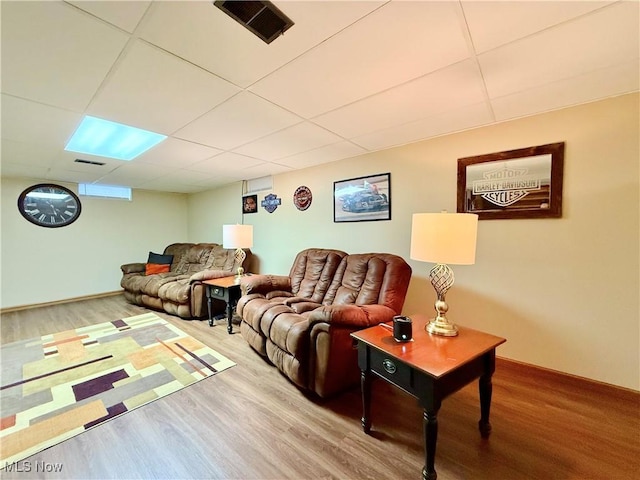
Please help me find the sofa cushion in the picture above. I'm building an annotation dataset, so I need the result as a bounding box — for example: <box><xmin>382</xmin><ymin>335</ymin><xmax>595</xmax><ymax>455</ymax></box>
<box><xmin>174</xmin><ymin>245</ymin><xmax>212</xmax><ymax>275</ymax></box>
<box><xmin>148</xmin><ymin>251</ymin><xmax>174</xmax><ymax>265</ymax></box>
<box><xmin>333</xmin><ymin>254</ymin><xmax>387</xmax><ymax>305</ymax></box>
<box><xmin>145</xmin><ymin>263</ymin><xmax>170</xmax><ymax>275</ymax></box>
<box><xmin>288</xmin><ymin>249</ymin><xmax>347</xmax><ymax>303</ymax></box>
<box><xmin>158</xmin><ymin>278</ymin><xmax>191</xmax><ymax>303</ymax></box>
<box><xmin>141</xmin><ymin>272</ymin><xmax>188</xmax><ymax>296</ymax></box>
<box><xmin>163</xmin><ymin>243</ymin><xmax>194</xmax><ymax>270</ymax></box>
<box><xmin>205</xmin><ymin>244</ymin><xmax>238</xmax><ymax>271</ymax></box>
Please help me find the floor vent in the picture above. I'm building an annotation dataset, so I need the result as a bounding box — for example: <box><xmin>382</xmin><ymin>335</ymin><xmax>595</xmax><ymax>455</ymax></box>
<box><xmin>214</xmin><ymin>1</ymin><xmax>294</xmax><ymax>44</ymax></box>
<box><xmin>75</xmin><ymin>158</ymin><xmax>106</xmax><ymax>166</ymax></box>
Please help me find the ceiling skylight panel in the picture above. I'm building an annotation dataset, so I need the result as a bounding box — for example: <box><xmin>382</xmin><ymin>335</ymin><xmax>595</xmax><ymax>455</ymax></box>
<box><xmin>65</xmin><ymin>116</ymin><xmax>167</xmax><ymax>161</ymax></box>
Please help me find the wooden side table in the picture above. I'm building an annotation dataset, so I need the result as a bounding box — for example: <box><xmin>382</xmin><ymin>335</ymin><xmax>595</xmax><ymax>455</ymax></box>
<box><xmin>351</xmin><ymin>314</ymin><xmax>506</xmax><ymax>480</ymax></box>
<box><xmin>203</xmin><ymin>276</ymin><xmax>242</xmax><ymax>334</ymax></box>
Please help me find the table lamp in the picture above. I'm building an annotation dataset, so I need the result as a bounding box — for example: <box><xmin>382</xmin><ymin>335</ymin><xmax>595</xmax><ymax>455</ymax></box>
<box><xmin>410</xmin><ymin>212</ymin><xmax>478</xmax><ymax>336</ymax></box>
<box><xmin>223</xmin><ymin>224</ymin><xmax>253</xmax><ymax>279</ymax></box>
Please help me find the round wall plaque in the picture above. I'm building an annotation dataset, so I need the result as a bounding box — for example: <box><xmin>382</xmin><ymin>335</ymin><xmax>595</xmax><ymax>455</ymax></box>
<box><xmin>293</xmin><ymin>186</ymin><xmax>312</xmax><ymax>211</ymax></box>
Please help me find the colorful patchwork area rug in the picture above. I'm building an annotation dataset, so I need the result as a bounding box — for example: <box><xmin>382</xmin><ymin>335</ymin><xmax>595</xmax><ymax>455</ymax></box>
<box><xmin>0</xmin><ymin>312</ymin><xmax>235</xmax><ymax>466</ymax></box>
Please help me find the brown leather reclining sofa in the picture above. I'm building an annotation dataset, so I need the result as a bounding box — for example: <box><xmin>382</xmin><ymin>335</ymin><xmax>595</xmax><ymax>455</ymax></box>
<box><xmin>238</xmin><ymin>248</ymin><xmax>412</xmax><ymax>398</ymax></box>
<box><xmin>121</xmin><ymin>242</ymin><xmax>251</xmax><ymax>319</ymax></box>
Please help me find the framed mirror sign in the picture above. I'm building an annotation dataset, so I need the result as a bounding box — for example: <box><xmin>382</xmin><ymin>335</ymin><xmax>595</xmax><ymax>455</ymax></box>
<box><xmin>457</xmin><ymin>142</ymin><xmax>564</xmax><ymax>220</ymax></box>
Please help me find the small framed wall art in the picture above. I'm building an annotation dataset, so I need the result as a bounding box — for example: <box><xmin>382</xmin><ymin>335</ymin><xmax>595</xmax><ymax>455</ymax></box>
<box><xmin>333</xmin><ymin>172</ymin><xmax>391</xmax><ymax>223</ymax></box>
<box><xmin>243</xmin><ymin>194</ymin><xmax>258</xmax><ymax>214</ymax></box>
<box><xmin>457</xmin><ymin>142</ymin><xmax>564</xmax><ymax>220</ymax></box>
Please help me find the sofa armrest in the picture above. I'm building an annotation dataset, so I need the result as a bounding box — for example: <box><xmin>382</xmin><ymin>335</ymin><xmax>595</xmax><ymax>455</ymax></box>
<box><xmin>121</xmin><ymin>262</ymin><xmax>146</xmax><ymax>274</ymax></box>
<box><xmin>240</xmin><ymin>274</ymin><xmax>292</xmax><ymax>296</ymax></box>
<box><xmin>188</xmin><ymin>269</ymin><xmax>232</xmax><ymax>283</ymax></box>
<box><xmin>308</xmin><ymin>304</ymin><xmax>397</xmax><ymax>328</ymax></box>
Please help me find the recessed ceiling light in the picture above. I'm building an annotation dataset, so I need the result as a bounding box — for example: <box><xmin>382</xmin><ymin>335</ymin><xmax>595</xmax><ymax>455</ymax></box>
<box><xmin>65</xmin><ymin>116</ymin><xmax>167</xmax><ymax>161</ymax></box>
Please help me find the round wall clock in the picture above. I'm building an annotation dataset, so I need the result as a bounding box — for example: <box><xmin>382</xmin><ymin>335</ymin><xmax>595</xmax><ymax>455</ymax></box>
<box><xmin>17</xmin><ymin>184</ymin><xmax>82</xmax><ymax>228</ymax></box>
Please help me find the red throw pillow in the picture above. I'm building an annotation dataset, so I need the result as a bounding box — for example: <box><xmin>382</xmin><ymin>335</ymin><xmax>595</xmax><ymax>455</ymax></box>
<box><xmin>146</xmin><ymin>263</ymin><xmax>170</xmax><ymax>275</ymax></box>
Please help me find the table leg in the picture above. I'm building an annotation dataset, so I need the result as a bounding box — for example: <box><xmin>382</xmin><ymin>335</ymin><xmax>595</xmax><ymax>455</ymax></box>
<box><xmin>361</xmin><ymin>369</ymin><xmax>372</xmax><ymax>433</ymax></box>
<box><xmin>226</xmin><ymin>300</ymin><xmax>233</xmax><ymax>334</ymax></box>
<box><xmin>479</xmin><ymin>350</ymin><xmax>496</xmax><ymax>438</ymax></box>
<box><xmin>423</xmin><ymin>408</ymin><xmax>439</xmax><ymax>480</ymax></box>
<box><xmin>478</xmin><ymin>372</ymin><xmax>493</xmax><ymax>438</ymax></box>
<box><xmin>206</xmin><ymin>287</ymin><xmax>214</xmax><ymax>327</ymax></box>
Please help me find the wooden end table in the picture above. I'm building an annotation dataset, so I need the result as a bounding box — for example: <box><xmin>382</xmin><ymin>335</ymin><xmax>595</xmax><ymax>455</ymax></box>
<box><xmin>351</xmin><ymin>314</ymin><xmax>506</xmax><ymax>480</ymax></box>
<box><xmin>203</xmin><ymin>276</ymin><xmax>242</xmax><ymax>334</ymax></box>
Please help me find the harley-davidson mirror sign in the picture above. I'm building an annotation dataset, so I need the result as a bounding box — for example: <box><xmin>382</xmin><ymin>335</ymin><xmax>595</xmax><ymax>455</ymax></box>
<box><xmin>457</xmin><ymin>142</ymin><xmax>564</xmax><ymax>220</ymax></box>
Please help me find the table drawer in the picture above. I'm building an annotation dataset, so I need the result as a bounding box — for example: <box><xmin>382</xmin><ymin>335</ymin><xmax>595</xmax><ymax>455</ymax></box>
<box><xmin>369</xmin><ymin>348</ymin><xmax>411</xmax><ymax>390</ymax></box>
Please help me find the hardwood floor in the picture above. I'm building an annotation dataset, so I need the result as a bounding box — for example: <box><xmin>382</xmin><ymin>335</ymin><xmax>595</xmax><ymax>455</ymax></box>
<box><xmin>1</xmin><ymin>295</ymin><xmax>638</xmax><ymax>479</ymax></box>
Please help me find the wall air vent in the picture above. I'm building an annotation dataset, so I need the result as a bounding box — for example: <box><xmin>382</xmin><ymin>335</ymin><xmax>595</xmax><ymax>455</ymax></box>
<box><xmin>75</xmin><ymin>158</ymin><xmax>106</xmax><ymax>166</ymax></box>
<box><xmin>214</xmin><ymin>1</ymin><xmax>294</xmax><ymax>44</ymax></box>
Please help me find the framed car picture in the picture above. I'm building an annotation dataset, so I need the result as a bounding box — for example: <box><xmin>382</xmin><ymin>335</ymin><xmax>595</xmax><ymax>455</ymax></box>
<box><xmin>333</xmin><ymin>173</ymin><xmax>391</xmax><ymax>223</ymax></box>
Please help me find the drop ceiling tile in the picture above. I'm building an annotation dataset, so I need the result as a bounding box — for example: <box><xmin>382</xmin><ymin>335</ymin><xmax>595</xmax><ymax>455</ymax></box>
<box><xmin>135</xmin><ymin>178</ymin><xmax>206</xmax><ymax>194</ymax></box>
<box><xmin>314</xmin><ymin>60</ymin><xmax>487</xmax><ymax>138</ymax></box>
<box><xmin>1</xmin><ymin>95</ymin><xmax>81</xmax><ymax>147</ymax></box>
<box><xmin>250</xmin><ymin>1</ymin><xmax>470</xmax><ymax>118</ymax></box>
<box><xmin>134</xmin><ymin>138</ymin><xmax>222</xmax><ymax>168</ymax></box>
<box><xmin>492</xmin><ymin>60</ymin><xmax>640</xmax><ymax>121</ymax></box>
<box><xmin>50</xmin><ymin>150</ymin><xmax>123</xmax><ymax>173</ymax></box>
<box><xmin>1</xmin><ymin>1</ymin><xmax>129</xmax><ymax>111</ymax></box>
<box><xmin>277</xmin><ymin>141</ymin><xmax>366</xmax><ymax>169</ymax></box>
<box><xmin>194</xmin><ymin>177</ymin><xmax>242</xmax><ymax>190</ymax></box>
<box><xmin>233</xmin><ymin>122</ymin><xmax>343</xmax><ymax>161</ymax></box>
<box><xmin>153</xmin><ymin>168</ymin><xmax>218</xmax><ymax>186</ymax></box>
<box><xmin>67</xmin><ymin>1</ymin><xmax>151</xmax><ymax>33</ymax></box>
<box><xmin>45</xmin><ymin>168</ymin><xmax>106</xmax><ymax>185</ymax></box>
<box><xmin>242</xmin><ymin>162</ymin><xmax>293</xmax><ymax>181</ymax></box>
<box><xmin>174</xmin><ymin>92</ymin><xmax>302</xmax><ymax>150</ymax></box>
<box><xmin>87</xmin><ymin>40</ymin><xmax>240</xmax><ymax>134</ymax></box>
<box><xmin>137</xmin><ymin>1</ymin><xmax>384</xmax><ymax>88</ymax></box>
<box><xmin>479</xmin><ymin>1</ymin><xmax>640</xmax><ymax>99</ymax></box>
<box><xmin>188</xmin><ymin>152</ymin><xmax>264</xmax><ymax>175</ymax></box>
<box><xmin>352</xmin><ymin>102</ymin><xmax>493</xmax><ymax>151</ymax></box>
<box><xmin>462</xmin><ymin>1</ymin><xmax>615</xmax><ymax>53</ymax></box>
<box><xmin>95</xmin><ymin>163</ymin><xmax>176</xmax><ymax>186</ymax></box>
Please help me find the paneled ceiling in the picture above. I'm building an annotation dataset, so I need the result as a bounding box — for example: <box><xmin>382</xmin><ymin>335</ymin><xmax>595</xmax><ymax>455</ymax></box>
<box><xmin>1</xmin><ymin>1</ymin><xmax>638</xmax><ymax>193</ymax></box>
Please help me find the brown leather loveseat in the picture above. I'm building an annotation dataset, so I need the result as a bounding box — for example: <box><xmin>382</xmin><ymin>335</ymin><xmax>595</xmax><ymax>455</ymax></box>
<box><xmin>120</xmin><ymin>243</ymin><xmax>251</xmax><ymax>319</ymax></box>
<box><xmin>237</xmin><ymin>248</ymin><xmax>412</xmax><ymax>398</ymax></box>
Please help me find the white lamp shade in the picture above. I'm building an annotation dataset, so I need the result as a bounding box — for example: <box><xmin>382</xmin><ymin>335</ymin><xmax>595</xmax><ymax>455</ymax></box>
<box><xmin>223</xmin><ymin>224</ymin><xmax>253</xmax><ymax>249</ymax></box>
<box><xmin>410</xmin><ymin>213</ymin><xmax>478</xmax><ymax>265</ymax></box>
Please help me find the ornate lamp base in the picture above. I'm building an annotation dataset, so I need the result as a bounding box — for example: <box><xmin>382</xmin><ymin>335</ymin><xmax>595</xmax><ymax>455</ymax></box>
<box><xmin>426</xmin><ymin>264</ymin><xmax>459</xmax><ymax>337</ymax></box>
<box><xmin>234</xmin><ymin>248</ymin><xmax>247</xmax><ymax>281</ymax></box>
<box><xmin>426</xmin><ymin>316</ymin><xmax>459</xmax><ymax>337</ymax></box>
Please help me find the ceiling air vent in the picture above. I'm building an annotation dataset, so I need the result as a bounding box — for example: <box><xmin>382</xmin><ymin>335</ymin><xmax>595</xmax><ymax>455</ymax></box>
<box><xmin>214</xmin><ymin>1</ymin><xmax>294</xmax><ymax>44</ymax></box>
<box><xmin>75</xmin><ymin>158</ymin><xmax>106</xmax><ymax>166</ymax></box>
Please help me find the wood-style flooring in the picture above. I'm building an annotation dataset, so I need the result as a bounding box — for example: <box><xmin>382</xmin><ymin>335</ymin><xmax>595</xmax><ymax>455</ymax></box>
<box><xmin>1</xmin><ymin>295</ymin><xmax>638</xmax><ymax>479</ymax></box>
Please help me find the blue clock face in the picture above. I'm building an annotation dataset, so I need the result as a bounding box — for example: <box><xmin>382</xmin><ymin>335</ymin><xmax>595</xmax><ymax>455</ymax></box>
<box><xmin>18</xmin><ymin>184</ymin><xmax>82</xmax><ymax>228</ymax></box>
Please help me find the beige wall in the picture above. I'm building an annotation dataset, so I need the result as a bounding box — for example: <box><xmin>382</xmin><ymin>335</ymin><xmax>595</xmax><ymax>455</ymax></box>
<box><xmin>188</xmin><ymin>182</ymin><xmax>244</xmax><ymax>242</ymax></box>
<box><xmin>1</xmin><ymin>177</ymin><xmax>189</xmax><ymax>308</ymax></box>
<box><xmin>192</xmin><ymin>94</ymin><xmax>640</xmax><ymax>390</ymax></box>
